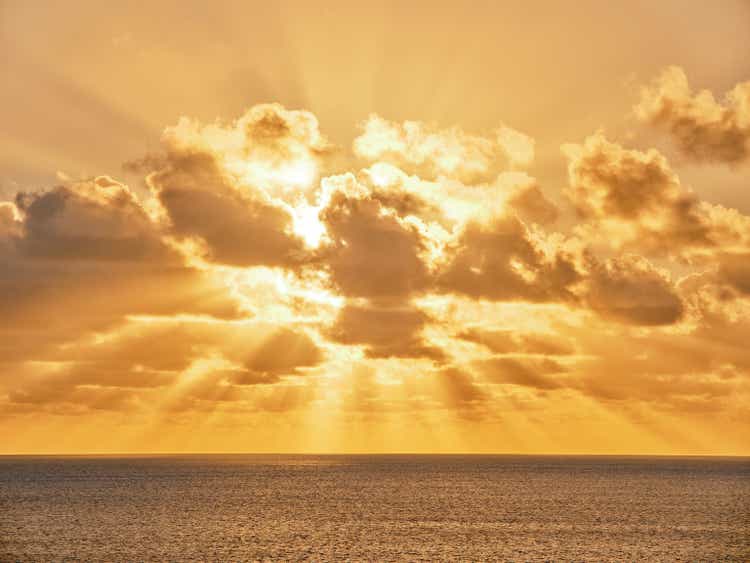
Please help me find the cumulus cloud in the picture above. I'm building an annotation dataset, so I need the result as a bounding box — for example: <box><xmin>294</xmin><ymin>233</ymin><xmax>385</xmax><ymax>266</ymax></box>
<box><xmin>563</xmin><ymin>133</ymin><xmax>712</xmax><ymax>250</ymax></box>
<box><xmin>353</xmin><ymin>115</ymin><xmax>534</xmax><ymax>183</ymax></box>
<box><xmin>586</xmin><ymin>255</ymin><xmax>684</xmax><ymax>325</ymax></box>
<box><xmin>319</xmin><ymin>174</ymin><xmax>432</xmax><ymax>299</ymax></box>
<box><xmin>561</xmin><ymin>131</ymin><xmax>750</xmax><ymax>327</ymax></box>
<box><xmin>636</xmin><ymin>66</ymin><xmax>750</xmax><ymax>164</ymax></box>
<box><xmin>160</xmin><ymin>103</ymin><xmax>333</xmax><ymax>194</ymax></box>
<box><xmin>561</xmin><ymin>132</ymin><xmax>750</xmax><ymax>259</ymax></box>
<box><xmin>148</xmin><ymin>150</ymin><xmax>309</xmax><ymax>267</ymax></box>
<box><xmin>139</xmin><ymin>103</ymin><xmax>337</xmax><ymax>266</ymax></box>
<box><xmin>437</xmin><ymin>214</ymin><xmax>582</xmax><ymax>302</ymax></box>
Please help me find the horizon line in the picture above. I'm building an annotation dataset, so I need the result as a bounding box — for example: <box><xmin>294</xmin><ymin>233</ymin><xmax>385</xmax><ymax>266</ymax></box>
<box><xmin>2</xmin><ymin>452</ymin><xmax>748</xmax><ymax>458</ymax></box>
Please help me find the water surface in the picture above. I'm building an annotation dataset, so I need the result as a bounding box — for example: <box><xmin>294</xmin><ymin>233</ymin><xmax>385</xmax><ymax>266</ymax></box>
<box><xmin>1</xmin><ymin>455</ymin><xmax>748</xmax><ymax>560</ymax></box>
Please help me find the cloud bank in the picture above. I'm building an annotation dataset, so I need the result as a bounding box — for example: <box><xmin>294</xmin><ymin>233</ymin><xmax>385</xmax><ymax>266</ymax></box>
<box><xmin>2</xmin><ymin>70</ymin><xmax>750</xmax><ymax>454</ymax></box>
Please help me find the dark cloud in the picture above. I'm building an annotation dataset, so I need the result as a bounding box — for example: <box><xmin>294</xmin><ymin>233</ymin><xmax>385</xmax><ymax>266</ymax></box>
<box><xmin>320</xmin><ymin>178</ymin><xmax>431</xmax><ymax>299</ymax></box>
<box><xmin>238</xmin><ymin>328</ymin><xmax>324</xmax><ymax>383</ymax></box>
<box><xmin>14</xmin><ymin>176</ymin><xmax>168</xmax><ymax>261</ymax></box>
<box><xmin>328</xmin><ymin>301</ymin><xmax>442</xmax><ymax>360</ymax></box>
<box><xmin>507</xmin><ymin>184</ymin><xmax>559</xmax><ymax>225</ymax></box>
<box><xmin>717</xmin><ymin>252</ymin><xmax>750</xmax><ymax>295</ymax></box>
<box><xmin>241</xmin><ymin>103</ymin><xmax>333</xmax><ymax>157</ymax></box>
<box><xmin>370</xmin><ymin>187</ymin><xmax>439</xmax><ymax>221</ymax></box>
<box><xmin>0</xmin><ymin>175</ymin><xmax>250</xmax><ymax>417</ymax></box>
<box><xmin>437</xmin><ymin>214</ymin><xmax>581</xmax><ymax>302</ymax></box>
<box><xmin>0</xmin><ymin>178</ymin><xmax>243</xmax><ymax>364</ymax></box>
<box><xmin>636</xmin><ymin>67</ymin><xmax>750</xmax><ymax>165</ymax></box>
<box><xmin>148</xmin><ymin>151</ymin><xmax>309</xmax><ymax>267</ymax></box>
<box><xmin>586</xmin><ymin>255</ymin><xmax>684</xmax><ymax>326</ymax></box>
<box><xmin>563</xmin><ymin>133</ymin><xmax>714</xmax><ymax>251</ymax></box>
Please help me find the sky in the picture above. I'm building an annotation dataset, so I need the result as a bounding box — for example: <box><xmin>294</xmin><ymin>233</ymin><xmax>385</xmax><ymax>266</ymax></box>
<box><xmin>1</xmin><ymin>0</ymin><xmax>750</xmax><ymax>454</ymax></box>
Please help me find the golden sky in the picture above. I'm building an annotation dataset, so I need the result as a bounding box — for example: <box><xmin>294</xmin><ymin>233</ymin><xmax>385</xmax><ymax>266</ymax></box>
<box><xmin>1</xmin><ymin>0</ymin><xmax>750</xmax><ymax>454</ymax></box>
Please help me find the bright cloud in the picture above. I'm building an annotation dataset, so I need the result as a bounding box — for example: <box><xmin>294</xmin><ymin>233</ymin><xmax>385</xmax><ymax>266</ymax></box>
<box><xmin>2</xmin><ymin>70</ymin><xmax>750</xmax><ymax>455</ymax></box>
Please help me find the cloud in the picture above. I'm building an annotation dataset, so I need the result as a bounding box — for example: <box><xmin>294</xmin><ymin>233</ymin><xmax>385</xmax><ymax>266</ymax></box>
<box><xmin>14</xmin><ymin>176</ymin><xmax>168</xmax><ymax>261</ymax></box>
<box><xmin>636</xmin><ymin>66</ymin><xmax>750</xmax><ymax>164</ymax></box>
<box><xmin>564</xmin><ymin>316</ymin><xmax>750</xmax><ymax>412</ymax></box>
<box><xmin>0</xmin><ymin>176</ymin><xmax>243</xmax><ymax>365</ymax></box>
<box><xmin>2</xmin><ymin>98</ymin><xmax>750</xmax><ymax>453</ymax></box>
<box><xmin>148</xmin><ymin>150</ymin><xmax>310</xmax><ymax>267</ymax></box>
<box><xmin>3</xmin><ymin>320</ymin><xmax>325</xmax><ymax>413</ymax></box>
<box><xmin>563</xmin><ymin>133</ymin><xmax>713</xmax><ymax>250</ymax></box>
<box><xmin>507</xmin><ymin>184</ymin><xmax>559</xmax><ymax>225</ymax></box>
<box><xmin>586</xmin><ymin>255</ymin><xmax>684</xmax><ymax>325</ymax></box>
<box><xmin>432</xmin><ymin>367</ymin><xmax>488</xmax><ymax>407</ymax></box>
<box><xmin>238</xmin><ymin>327</ymin><xmax>324</xmax><ymax>383</ymax></box>
<box><xmin>437</xmin><ymin>214</ymin><xmax>582</xmax><ymax>302</ymax></box>
<box><xmin>328</xmin><ymin>301</ymin><xmax>442</xmax><ymax>359</ymax></box>
<box><xmin>159</xmin><ymin>103</ymin><xmax>333</xmax><ymax>194</ymax></box>
<box><xmin>353</xmin><ymin>115</ymin><xmax>533</xmax><ymax>183</ymax></box>
<box><xmin>319</xmin><ymin>174</ymin><xmax>432</xmax><ymax>299</ymax></box>
<box><xmin>139</xmin><ymin>103</ymin><xmax>336</xmax><ymax>267</ymax></box>
<box><xmin>561</xmin><ymin>132</ymin><xmax>750</xmax><ymax>322</ymax></box>
<box><xmin>716</xmin><ymin>252</ymin><xmax>750</xmax><ymax>296</ymax></box>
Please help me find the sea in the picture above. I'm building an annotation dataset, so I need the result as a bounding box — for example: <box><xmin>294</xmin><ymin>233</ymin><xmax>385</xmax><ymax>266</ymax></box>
<box><xmin>1</xmin><ymin>455</ymin><xmax>748</xmax><ymax>561</ymax></box>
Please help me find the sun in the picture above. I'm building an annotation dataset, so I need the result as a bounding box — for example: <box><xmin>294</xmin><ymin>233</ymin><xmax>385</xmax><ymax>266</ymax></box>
<box><xmin>291</xmin><ymin>201</ymin><xmax>327</xmax><ymax>248</ymax></box>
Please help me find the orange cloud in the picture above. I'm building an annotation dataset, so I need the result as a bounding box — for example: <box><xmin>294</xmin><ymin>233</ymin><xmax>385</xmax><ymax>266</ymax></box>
<box><xmin>2</xmin><ymin>84</ymin><xmax>750</xmax><ymax>454</ymax></box>
<box><xmin>636</xmin><ymin>67</ymin><xmax>750</xmax><ymax>164</ymax></box>
<box><xmin>354</xmin><ymin>115</ymin><xmax>534</xmax><ymax>183</ymax></box>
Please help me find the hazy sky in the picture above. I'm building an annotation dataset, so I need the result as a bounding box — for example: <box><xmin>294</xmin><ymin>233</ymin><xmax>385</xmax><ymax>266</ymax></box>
<box><xmin>1</xmin><ymin>0</ymin><xmax>749</xmax><ymax>454</ymax></box>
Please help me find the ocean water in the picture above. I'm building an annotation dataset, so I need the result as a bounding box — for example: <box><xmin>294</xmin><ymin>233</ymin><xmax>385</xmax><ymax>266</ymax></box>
<box><xmin>0</xmin><ymin>455</ymin><xmax>748</xmax><ymax>561</ymax></box>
